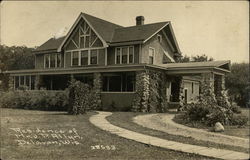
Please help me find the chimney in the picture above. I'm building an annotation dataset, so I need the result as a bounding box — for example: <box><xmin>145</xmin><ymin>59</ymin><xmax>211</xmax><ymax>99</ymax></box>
<box><xmin>136</xmin><ymin>16</ymin><xmax>145</xmax><ymax>26</ymax></box>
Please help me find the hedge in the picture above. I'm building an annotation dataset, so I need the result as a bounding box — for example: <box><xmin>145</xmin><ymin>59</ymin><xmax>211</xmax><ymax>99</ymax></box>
<box><xmin>0</xmin><ymin>90</ymin><xmax>69</xmax><ymax>111</ymax></box>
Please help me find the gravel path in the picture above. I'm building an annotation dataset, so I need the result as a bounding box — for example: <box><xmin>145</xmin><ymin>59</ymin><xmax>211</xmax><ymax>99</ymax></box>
<box><xmin>133</xmin><ymin>114</ymin><xmax>249</xmax><ymax>149</ymax></box>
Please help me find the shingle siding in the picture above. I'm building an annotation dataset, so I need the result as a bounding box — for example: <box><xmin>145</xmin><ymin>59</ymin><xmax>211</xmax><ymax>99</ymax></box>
<box><xmin>35</xmin><ymin>54</ymin><xmax>44</xmax><ymax>69</ymax></box>
<box><xmin>141</xmin><ymin>31</ymin><xmax>175</xmax><ymax>65</ymax></box>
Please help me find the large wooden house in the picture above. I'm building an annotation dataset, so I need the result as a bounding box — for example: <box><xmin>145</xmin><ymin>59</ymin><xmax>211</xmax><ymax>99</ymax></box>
<box><xmin>6</xmin><ymin>13</ymin><xmax>230</xmax><ymax>111</ymax></box>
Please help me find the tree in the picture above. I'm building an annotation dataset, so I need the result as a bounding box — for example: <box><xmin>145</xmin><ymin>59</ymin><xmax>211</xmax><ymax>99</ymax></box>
<box><xmin>180</xmin><ymin>54</ymin><xmax>214</xmax><ymax>62</ymax></box>
<box><xmin>225</xmin><ymin>63</ymin><xmax>249</xmax><ymax>107</ymax></box>
<box><xmin>0</xmin><ymin>45</ymin><xmax>35</xmax><ymax>91</ymax></box>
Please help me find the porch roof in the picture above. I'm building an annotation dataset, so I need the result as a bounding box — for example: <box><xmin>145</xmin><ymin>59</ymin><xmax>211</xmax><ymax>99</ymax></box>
<box><xmin>153</xmin><ymin>60</ymin><xmax>231</xmax><ymax>75</ymax></box>
<box><xmin>5</xmin><ymin>61</ymin><xmax>230</xmax><ymax>76</ymax></box>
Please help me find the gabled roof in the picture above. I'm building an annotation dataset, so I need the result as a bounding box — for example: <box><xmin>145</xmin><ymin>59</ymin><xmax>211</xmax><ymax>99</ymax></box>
<box><xmin>33</xmin><ymin>13</ymin><xmax>180</xmax><ymax>54</ymax></box>
<box><xmin>111</xmin><ymin>22</ymin><xmax>168</xmax><ymax>43</ymax></box>
<box><xmin>82</xmin><ymin>13</ymin><xmax>122</xmax><ymax>42</ymax></box>
<box><xmin>35</xmin><ymin>36</ymin><xmax>65</xmax><ymax>52</ymax></box>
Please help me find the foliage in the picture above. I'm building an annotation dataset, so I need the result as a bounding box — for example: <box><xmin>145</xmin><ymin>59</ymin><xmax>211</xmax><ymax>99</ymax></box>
<box><xmin>225</xmin><ymin>63</ymin><xmax>249</xmax><ymax>107</ymax></box>
<box><xmin>0</xmin><ymin>45</ymin><xmax>35</xmax><ymax>91</ymax></box>
<box><xmin>182</xmin><ymin>81</ymin><xmax>247</xmax><ymax>126</ymax></box>
<box><xmin>0</xmin><ymin>90</ymin><xmax>69</xmax><ymax>111</ymax></box>
<box><xmin>68</xmin><ymin>80</ymin><xmax>96</xmax><ymax>115</ymax></box>
<box><xmin>132</xmin><ymin>70</ymin><xmax>168</xmax><ymax>113</ymax></box>
<box><xmin>180</xmin><ymin>54</ymin><xmax>213</xmax><ymax>63</ymax></box>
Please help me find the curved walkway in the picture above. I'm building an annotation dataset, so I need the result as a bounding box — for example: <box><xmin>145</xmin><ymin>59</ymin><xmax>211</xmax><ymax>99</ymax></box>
<box><xmin>133</xmin><ymin>114</ymin><xmax>249</xmax><ymax>149</ymax></box>
<box><xmin>89</xmin><ymin>111</ymin><xmax>249</xmax><ymax>160</ymax></box>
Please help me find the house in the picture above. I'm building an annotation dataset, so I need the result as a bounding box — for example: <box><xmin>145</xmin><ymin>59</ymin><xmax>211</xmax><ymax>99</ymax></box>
<box><xmin>6</xmin><ymin>13</ymin><xmax>231</xmax><ymax>111</ymax></box>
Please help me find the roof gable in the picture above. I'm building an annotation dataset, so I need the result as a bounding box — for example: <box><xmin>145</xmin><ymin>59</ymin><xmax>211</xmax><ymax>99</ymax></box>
<box><xmin>111</xmin><ymin>22</ymin><xmax>168</xmax><ymax>44</ymax></box>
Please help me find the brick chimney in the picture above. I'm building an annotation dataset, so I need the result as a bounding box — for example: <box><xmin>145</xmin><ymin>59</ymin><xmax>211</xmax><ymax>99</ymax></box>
<box><xmin>136</xmin><ymin>16</ymin><xmax>145</xmax><ymax>26</ymax></box>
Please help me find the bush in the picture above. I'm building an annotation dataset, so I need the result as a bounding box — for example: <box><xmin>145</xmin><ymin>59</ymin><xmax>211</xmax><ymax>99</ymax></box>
<box><xmin>0</xmin><ymin>90</ymin><xmax>69</xmax><ymax>111</ymax></box>
<box><xmin>68</xmin><ymin>80</ymin><xmax>97</xmax><ymax>115</ymax></box>
<box><xmin>229</xmin><ymin>114</ymin><xmax>248</xmax><ymax>126</ymax></box>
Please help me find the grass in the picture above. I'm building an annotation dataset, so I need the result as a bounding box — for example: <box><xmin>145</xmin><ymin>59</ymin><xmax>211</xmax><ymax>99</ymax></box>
<box><xmin>0</xmin><ymin>108</ymin><xmax>213</xmax><ymax>160</ymax></box>
<box><xmin>173</xmin><ymin>108</ymin><xmax>250</xmax><ymax>139</ymax></box>
<box><xmin>107</xmin><ymin>112</ymin><xmax>249</xmax><ymax>153</ymax></box>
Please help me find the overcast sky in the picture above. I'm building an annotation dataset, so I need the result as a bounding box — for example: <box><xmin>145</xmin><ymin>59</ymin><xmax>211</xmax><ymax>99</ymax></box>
<box><xmin>1</xmin><ymin>1</ymin><xmax>249</xmax><ymax>63</ymax></box>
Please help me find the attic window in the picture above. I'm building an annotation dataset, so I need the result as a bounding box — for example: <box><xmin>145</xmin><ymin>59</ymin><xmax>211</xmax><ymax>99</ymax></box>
<box><xmin>157</xmin><ymin>34</ymin><xmax>162</xmax><ymax>43</ymax></box>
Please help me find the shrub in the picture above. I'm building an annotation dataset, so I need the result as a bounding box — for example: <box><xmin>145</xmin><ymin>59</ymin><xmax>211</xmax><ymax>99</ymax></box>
<box><xmin>0</xmin><ymin>90</ymin><xmax>69</xmax><ymax>111</ymax></box>
<box><xmin>181</xmin><ymin>81</ymin><xmax>247</xmax><ymax>126</ymax></box>
<box><xmin>68</xmin><ymin>80</ymin><xmax>96</xmax><ymax>115</ymax></box>
<box><xmin>229</xmin><ymin>114</ymin><xmax>248</xmax><ymax>126</ymax></box>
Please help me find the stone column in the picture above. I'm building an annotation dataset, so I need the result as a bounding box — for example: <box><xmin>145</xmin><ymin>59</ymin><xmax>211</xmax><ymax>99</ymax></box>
<box><xmin>132</xmin><ymin>70</ymin><xmax>150</xmax><ymax>112</ymax></box>
<box><xmin>8</xmin><ymin>75</ymin><xmax>14</xmax><ymax>91</ymax></box>
<box><xmin>35</xmin><ymin>75</ymin><xmax>43</xmax><ymax>90</ymax></box>
<box><xmin>200</xmin><ymin>72</ymin><xmax>217</xmax><ymax>104</ymax></box>
<box><xmin>93</xmin><ymin>72</ymin><xmax>102</xmax><ymax>110</ymax></box>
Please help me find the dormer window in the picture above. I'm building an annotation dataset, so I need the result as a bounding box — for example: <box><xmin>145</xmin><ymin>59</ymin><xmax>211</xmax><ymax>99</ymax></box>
<box><xmin>90</xmin><ymin>50</ymin><xmax>98</xmax><ymax>65</ymax></box>
<box><xmin>115</xmin><ymin>46</ymin><xmax>134</xmax><ymax>64</ymax></box>
<box><xmin>157</xmin><ymin>34</ymin><xmax>162</xmax><ymax>43</ymax></box>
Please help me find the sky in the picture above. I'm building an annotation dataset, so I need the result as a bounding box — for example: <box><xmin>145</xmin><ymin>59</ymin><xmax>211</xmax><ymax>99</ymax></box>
<box><xmin>1</xmin><ymin>1</ymin><xmax>249</xmax><ymax>63</ymax></box>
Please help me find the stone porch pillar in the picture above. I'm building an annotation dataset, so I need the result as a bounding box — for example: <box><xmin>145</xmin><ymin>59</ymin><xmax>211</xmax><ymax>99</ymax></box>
<box><xmin>8</xmin><ymin>75</ymin><xmax>14</xmax><ymax>91</ymax></box>
<box><xmin>93</xmin><ymin>72</ymin><xmax>102</xmax><ymax>110</ymax></box>
<box><xmin>35</xmin><ymin>75</ymin><xmax>43</xmax><ymax>90</ymax></box>
<box><xmin>132</xmin><ymin>70</ymin><xmax>150</xmax><ymax>112</ymax></box>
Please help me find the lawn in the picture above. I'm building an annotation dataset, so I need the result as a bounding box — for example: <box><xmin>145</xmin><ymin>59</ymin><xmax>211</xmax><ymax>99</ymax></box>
<box><xmin>1</xmin><ymin>108</ymin><xmax>212</xmax><ymax>160</ymax></box>
<box><xmin>107</xmin><ymin>112</ymin><xmax>248</xmax><ymax>153</ymax></box>
<box><xmin>173</xmin><ymin>108</ymin><xmax>250</xmax><ymax>139</ymax></box>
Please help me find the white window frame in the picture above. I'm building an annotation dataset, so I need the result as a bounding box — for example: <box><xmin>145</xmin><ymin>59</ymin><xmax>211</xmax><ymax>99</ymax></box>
<box><xmin>44</xmin><ymin>53</ymin><xmax>62</xmax><ymax>68</ymax></box>
<box><xmin>70</xmin><ymin>48</ymin><xmax>101</xmax><ymax>66</ymax></box>
<box><xmin>148</xmin><ymin>47</ymin><xmax>155</xmax><ymax>64</ymax></box>
<box><xmin>115</xmin><ymin>46</ymin><xmax>134</xmax><ymax>64</ymax></box>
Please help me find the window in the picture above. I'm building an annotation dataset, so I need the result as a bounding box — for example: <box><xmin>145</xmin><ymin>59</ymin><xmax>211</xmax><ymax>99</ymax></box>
<box><xmin>31</xmin><ymin>76</ymin><xmax>35</xmax><ymax>90</ymax></box>
<box><xmin>90</xmin><ymin>50</ymin><xmax>98</xmax><ymax>65</ymax></box>
<box><xmin>15</xmin><ymin>76</ymin><xmax>19</xmax><ymax>89</ymax></box>
<box><xmin>115</xmin><ymin>46</ymin><xmax>134</xmax><ymax>64</ymax></box>
<box><xmin>25</xmin><ymin>75</ymin><xmax>30</xmax><ymax>88</ymax></box>
<box><xmin>50</xmin><ymin>54</ymin><xmax>56</xmax><ymax>68</ymax></box>
<box><xmin>116</xmin><ymin>48</ymin><xmax>121</xmax><ymax>64</ymax></box>
<box><xmin>72</xmin><ymin>51</ymin><xmax>79</xmax><ymax>66</ymax></box>
<box><xmin>157</xmin><ymin>34</ymin><xmax>162</xmax><ymax>42</ymax></box>
<box><xmin>192</xmin><ymin>82</ymin><xmax>194</xmax><ymax>94</ymax></box>
<box><xmin>122</xmin><ymin>47</ymin><xmax>128</xmax><ymax>64</ymax></box>
<box><xmin>102</xmin><ymin>72</ymin><xmax>135</xmax><ymax>92</ymax></box>
<box><xmin>129</xmin><ymin>46</ymin><xmax>134</xmax><ymax>63</ymax></box>
<box><xmin>81</xmin><ymin>50</ymin><xmax>88</xmax><ymax>66</ymax></box>
<box><xmin>149</xmin><ymin>47</ymin><xmax>155</xmax><ymax>64</ymax></box>
<box><xmin>56</xmin><ymin>53</ymin><xmax>61</xmax><ymax>67</ymax></box>
<box><xmin>20</xmin><ymin>76</ymin><xmax>25</xmax><ymax>86</ymax></box>
<box><xmin>44</xmin><ymin>53</ymin><xmax>62</xmax><ymax>68</ymax></box>
<box><xmin>45</xmin><ymin>54</ymin><xmax>50</xmax><ymax>68</ymax></box>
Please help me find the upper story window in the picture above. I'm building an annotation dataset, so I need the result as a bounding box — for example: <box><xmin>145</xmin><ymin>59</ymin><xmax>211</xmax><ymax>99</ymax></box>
<box><xmin>72</xmin><ymin>51</ymin><xmax>79</xmax><ymax>66</ymax></box>
<box><xmin>81</xmin><ymin>50</ymin><xmax>88</xmax><ymax>66</ymax></box>
<box><xmin>115</xmin><ymin>46</ymin><xmax>134</xmax><ymax>64</ymax></box>
<box><xmin>44</xmin><ymin>53</ymin><xmax>61</xmax><ymax>68</ymax></box>
<box><xmin>157</xmin><ymin>34</ymin><xmax>162</xmax><ymax>43</ymax></box>
<box><xmin>71</xmin><ymin>49</ymin><xmax>100</xmax><ymax>66</ymax></box>
<box><xmin>149</xmin><ymin>47</ymin><xmax>155</xmax><ymax>64</ymax></box>
<box><xmin>90</xmin><ymin>50</ymin><xmax>98</xmax><ymax>65</ymax></box>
